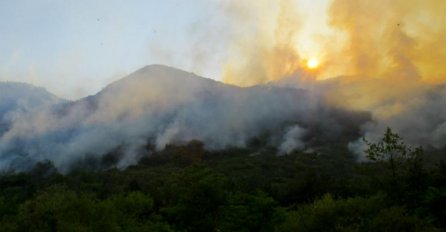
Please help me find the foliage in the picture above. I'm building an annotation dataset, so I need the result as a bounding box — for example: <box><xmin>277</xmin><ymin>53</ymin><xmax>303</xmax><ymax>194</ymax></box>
<box><xmin>363</xmin><ymin>128</ymin><xmax>430</xmax><ymax>204</ymax></box>
<box><xmin>363</xmin><ymin>128</ymin><xmax>424</xmax><ymax>182</ymax></box>
<box><xmin>217</xmin><ymin>191</ymin><xmax>285</xmax><ymax>232</ymax></box>
<box><xmin>279</xmin><ymin>194</ymin><xmax>439</xmax><ymax>232</ymax></box>
<box><xmin>0</xmin><ymin>129</ymin><xmax>444</xmax><ymax>231</ymax></box>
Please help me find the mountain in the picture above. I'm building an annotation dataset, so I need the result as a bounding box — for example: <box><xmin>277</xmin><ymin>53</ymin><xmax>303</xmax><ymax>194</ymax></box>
<box><xmin>0</xmin><ymin>82</ymin><xmax>64</xmax><ymax>135</ymax></box>
<box><xmin>0</xmin><ymin>82</ymin><xmax>63</xmax><ymax>119</ymax></box>
<box><xmin>0</xmin><ymin>65</ymin><xmax>370</xmax><ymax>172</ymax></box>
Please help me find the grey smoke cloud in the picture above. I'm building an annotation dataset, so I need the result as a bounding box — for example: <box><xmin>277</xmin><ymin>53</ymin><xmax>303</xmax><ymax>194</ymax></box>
<box><xmin>279</xmin><ymin>125</ymin><xmax>306</xmax><ymax>155</ymax></box>
<box><xmin>2</xmin><ymin>64</ymin><xmax>445</xmax><ymax>172</ymax></box>
<box><xmin>346</xmin><ymin>84</ymin><xmax>446</xmax><ymax>159</ymax></box>
<box><xmin>1</xmin><ymin>65</ymin><xmax>355</xmax><ymax>172</ymax></box>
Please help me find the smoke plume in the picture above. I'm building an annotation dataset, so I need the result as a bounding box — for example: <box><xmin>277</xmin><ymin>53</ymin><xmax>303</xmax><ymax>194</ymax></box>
<box><xmin>323</xmin><ymin>0</ymin><xmax>446</xmax><ymax>157</ymax></box>
<box><xmin>215</xmin><ymin>0</ymin><xmax>446</xmax><ymax>158</ymax></box>
<box><xmin>0</xmin><ymin>65</ymin><xmax>367</xmax><ymax>172</ymax></box>
<box><xmin>279</xmin><ymin>125</ymin><xmax>306</xmax><ymax>155</ymax></box>
<box><xmin>222</xmin><ymin>0</ymin><xmax>305</xmax><ymax>86</ymax></box>
<box><xmin>1</xmin><ymin>0</ymin><xmax>445</xmax><ymax>170</ymax></box>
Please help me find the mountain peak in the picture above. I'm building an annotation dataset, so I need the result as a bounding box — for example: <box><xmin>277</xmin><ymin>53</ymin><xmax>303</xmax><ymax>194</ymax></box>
<box><xmin>0</xmin><ymin>81</ymin><xmax>64</xmax><ymax>122</ymax></box>
<box><xmin>132</xmin><ymin>64</ymin><xmax>216</xmax><ymax>83</ymax></box>
<box><xmin>131</xmin><ymin>64</ymin><xmax>197</xmax><ymax>79</ymax></box>
<box><xmin>0</xmin><ymin>81</ymin><xmax>61</xmax><ymax>101</ymax></box>
<box><xmin>100</xmin><ymin>64</ymin><xmax>220</xmax><ymax>95</ymax></box>
<box><xmin>138</xmin><ymin>64</ymin><xmax>181</xmax><ymax>72</ymax></box>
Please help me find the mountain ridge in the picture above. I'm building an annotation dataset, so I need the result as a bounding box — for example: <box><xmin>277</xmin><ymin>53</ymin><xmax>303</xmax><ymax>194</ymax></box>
<box><xmin>0</xmin><ymin>65</ymin><xmax>370</xmax><ymax>172</ymax></box>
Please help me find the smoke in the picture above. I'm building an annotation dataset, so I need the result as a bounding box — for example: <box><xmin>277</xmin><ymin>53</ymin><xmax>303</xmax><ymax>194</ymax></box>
<box><xmin>327</xmin><ymin>0</ymin><xmax>446</xmax><ymax>82</ymax></box>
<box><xmin>1</xmin><ymin>0</ymin><xmax>446</xmax><ymax>170</ymax></box>
<box><xmin>218</xmin><ymin>0</ymin><xmax>446</xmax><ymax>84</ymax></box>
<box><xmin>279</xmin><ymin>125</ymin><xmax>306</xmax><ymax>155</ymax></box>
<box><xmin>221</xmin><ymin>0</ymin><xmax>305</xmax><ymax>86</ymax></box>
<box><xmin>322</xmin><ymin>0</ymin><xmax>446</xmax><ymax>156</ymax></box>
<box><xmin>0</xmin><ymin>65</ymin><xmax>366</xmax><ymax>172</ymax></box>
<box><xmin>214</xmin><ymin>0</ymin><xmax>446</xmax><ymax>158</ymax></box>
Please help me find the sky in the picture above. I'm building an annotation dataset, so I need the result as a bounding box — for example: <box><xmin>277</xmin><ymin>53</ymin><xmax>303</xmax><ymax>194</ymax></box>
<box><xmin>0</xmin><ymin>0</ymin><xmax>330</xmax><ymax>99</ymax></box>
<box><xmin>2</xmin><ymin>0</ymin><xmax>446</xmax><ymax>170</ymax></box>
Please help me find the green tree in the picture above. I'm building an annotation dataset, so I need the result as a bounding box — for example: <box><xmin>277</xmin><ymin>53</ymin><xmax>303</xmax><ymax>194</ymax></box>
<box><xmin>216</xmin><ymin>191</ymin><xmax>285</xmax><ymax>232</ymax></box>
<box><xmin>363</xmin><ymin>128</ymin><xmax>424</xmax><ymax>184</ymax></box>
<box><xmin>15</xmin><ymin>185</ymin><xmax>120</xmax><ymax>232</ymax></box>
<box><xmin>160</xmin><ymin>165</ymin><xmax>227</xmax><ymax>232</ymax></box>
<box><xmin>278</xmin><ymin>194</ymin><xmax>439</xmax><ymax>232</ymax></box>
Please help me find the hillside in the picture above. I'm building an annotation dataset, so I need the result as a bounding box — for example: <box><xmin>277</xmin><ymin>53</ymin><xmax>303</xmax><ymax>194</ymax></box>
<box><xmin>0</xmin><ymin>65</ymin><xmax>369</xmax><ymax>172</ymax></box>
<box><xmin>0</xmin><ymin>82</ymin><xmax>64</xmax><ymax>135</ymax></box>
<box><xmin>0</xmin><ymin>66</ymin><xmax>444</xmax><ymax>231</ymax></box>
<box><xmin>0</xmin><ymin>82</ymin><xmax>62</xmax><ymax>119</ymax></box>
<box><xmin>0</xmin><ymin>128</ymin><xmax>444</xmax><ymax>231</ymax></box>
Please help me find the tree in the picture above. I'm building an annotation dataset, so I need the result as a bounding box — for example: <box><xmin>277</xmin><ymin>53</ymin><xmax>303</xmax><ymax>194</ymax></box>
<box><xmin>160</xmin><ymin>165</ymin><xmax>227</xmax><ymax>232</ymax></box>
<box><xmin>362</xmin><ymin>127</ymin><xmax>429</xmax><ymax>207</ymax></box>
<box><xmin>363</xmin><ymin>128</ymin><xmax>424</xmax><ymax>184</ymax></box>
<box><xmin>278</xmin><ymin>194</ymin><xmax>439</xmax><ymax>232</ymax></box>
<box><xmin>15</xmin><ymin>185</ymin><xmax>120</xmax><ymax>232</ymax></box>
<box><xmin>216</xmin><ymin>191</ymin><xmax>284</xmax><ymax>232</ymax></box>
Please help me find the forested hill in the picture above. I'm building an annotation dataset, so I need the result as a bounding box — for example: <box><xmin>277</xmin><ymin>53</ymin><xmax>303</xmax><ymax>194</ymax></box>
<box><xmin>0</xmin><ymin>66</ymin><xmax>445</xmax><ymax>231</ymax></box>
<box><xmin>0</xmin><ymin>129</ymin><xmax>445</xmax><ymax>231</ymax></box>
<box><xmin>0</xmin><ymin>82</ymin><xmax>63</xmax><ymax>134</ymax></box>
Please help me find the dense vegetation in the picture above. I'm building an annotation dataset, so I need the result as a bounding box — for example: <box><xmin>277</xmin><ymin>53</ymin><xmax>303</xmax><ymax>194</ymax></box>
<box><xmin>0</xmin><ymin>129</ymin><xmax>445</xmax><ymax>231</ymax></box>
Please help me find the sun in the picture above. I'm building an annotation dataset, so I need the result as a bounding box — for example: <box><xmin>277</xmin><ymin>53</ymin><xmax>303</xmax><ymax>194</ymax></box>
<box><xmin>306</xmin><ymin>58</ymin><xmax>319</xmax><ymax>69</ymax></box>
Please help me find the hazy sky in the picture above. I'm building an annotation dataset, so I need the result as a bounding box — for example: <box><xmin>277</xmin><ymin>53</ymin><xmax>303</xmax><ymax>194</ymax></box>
<box><xmin>0</xmin><ymin>0</ymin><xmax>329</xmax><ymax>99</ymax></box>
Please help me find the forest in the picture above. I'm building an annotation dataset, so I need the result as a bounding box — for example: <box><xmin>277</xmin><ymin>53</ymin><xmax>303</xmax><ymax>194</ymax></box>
<box><xmin>0</xmin><ymin>128</ymin><xmax>445</xmax><ymax>232</ymax></box>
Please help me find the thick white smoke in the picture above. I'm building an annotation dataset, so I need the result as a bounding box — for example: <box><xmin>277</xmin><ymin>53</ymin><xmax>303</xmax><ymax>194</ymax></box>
<box><xmin>278</xmin><ymin>125</ymin><xmax>306</xmax><ymax>155</ymax></box>
<box><xmin>0</xmin><ymin>65</ymin><xmax>364</xmax><ymax>172</ymax></box>
<box><xmin>214</xmin><ymin>0</ymin><xmax>446</xmax><ymax>160</ymax></box>
<box><xmin>345</xmin><ymin>83</ymin><xmax>446</xmax><ymax>159</ymax></box>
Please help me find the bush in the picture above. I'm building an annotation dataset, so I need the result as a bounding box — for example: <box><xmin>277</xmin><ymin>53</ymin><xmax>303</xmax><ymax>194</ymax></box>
<box><xmin>278</xmin><ymin>194</ymin><xmax>438</xmax><ymax>232</ymax></box>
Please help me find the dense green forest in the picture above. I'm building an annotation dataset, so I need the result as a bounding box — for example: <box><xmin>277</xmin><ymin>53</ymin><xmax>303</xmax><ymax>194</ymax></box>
<box><xmin>0</xmin><ymin>129</ymin><xmax>445</xmax><ymax>231</ymax></box>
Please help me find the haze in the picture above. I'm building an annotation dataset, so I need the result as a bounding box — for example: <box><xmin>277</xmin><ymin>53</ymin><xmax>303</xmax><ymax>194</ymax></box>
<box><xmin>0</xmin><ymin>0</ymin><xmax>329</xmax><ymax>99</ymax></box>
